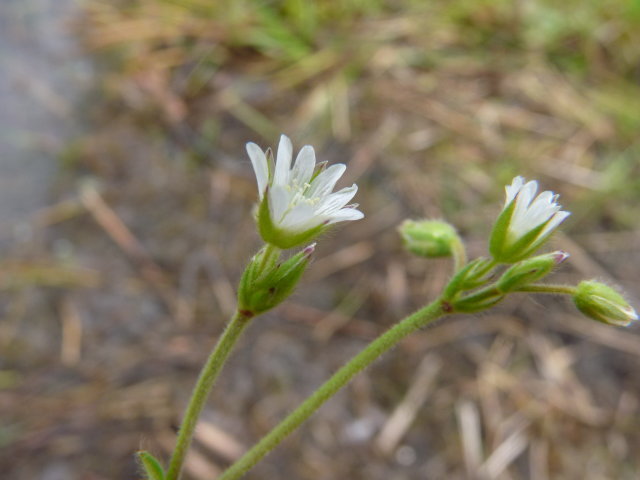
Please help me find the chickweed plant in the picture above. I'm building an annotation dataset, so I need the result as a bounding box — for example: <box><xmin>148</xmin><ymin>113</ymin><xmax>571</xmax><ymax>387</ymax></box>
<box><xmin>138</xmin><ymin>136</ymin><xmax>637</xmax><ymax>480</ymax></box>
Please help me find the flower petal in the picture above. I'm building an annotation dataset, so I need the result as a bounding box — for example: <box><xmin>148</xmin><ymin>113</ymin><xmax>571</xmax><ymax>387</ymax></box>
<box><xmin>315</xmin><ymin>184</ymin><xmax>358</xmax><ymax>215</ymax></box>
<box><xmin>246</xmin><ymin>142</ymin><xmax>269</xmax><ymax>198</ymax></box>
<box><xmin>523</xmin><ymin>191</ymin><xmax>560</xmax><ymax>226</ymax></box>
<box><xmin>505</xmin><ymin>176</ymin><xmax>525</xmax><ymax>204</ymax></box>
<box><xmin>308</xmin><ymin>163</ymin><xmax>346</xmax><ymax>198</ymax></box>
<box><xmin>291</xmin><ymin>145</ymin><xmax>316</xmax><ymax>186</ymax></box>
<box><xmin>269</xmin><ymin>185</ymin><xmax>291</xmax><ymax>223</ymax></box>
<box><xmin>280</xmin><ymin>203</ymin><xmax>321</xmax><ymax>231</ymax></box>
<box><xmin>326</xmin><ymin>207</ymin><xmax>364</xmax><ymax>224</ymax></box>
<box><xmin>273</xmin><ymin>134</ymin><xmax>293</xmax><ymax>187</ymax></box>
<box><xmin>539</xmin><ymin>210</ymin><xmax>570</xmax><ymax>238</ymax></box>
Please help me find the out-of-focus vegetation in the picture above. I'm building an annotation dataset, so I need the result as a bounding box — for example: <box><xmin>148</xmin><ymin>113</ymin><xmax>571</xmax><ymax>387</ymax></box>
<box><xmin>76</xmin><ymin>0</ymin><xmax>640</xmax><ymax>225</ymax></box>
<box><xmin>2</xmin><ymin>0</ymin><xmax>640</xmax><ymax>479</ymax></box>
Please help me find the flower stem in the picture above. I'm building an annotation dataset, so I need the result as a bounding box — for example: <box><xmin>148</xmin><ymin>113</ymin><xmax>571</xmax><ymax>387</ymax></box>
<box><xmin>517</xmin><ymin>283</ymin><xmax>577</xmax><ymax>295</ymax></box>
<box><xmin>166</xmin><ymin>310</ymin><xmax>254</xmax><ymax>480</ymax></box>
<box><xmin>218</xmin><ymin>300</ymin><xmax>446</xmax><ymax>480</ymax></box>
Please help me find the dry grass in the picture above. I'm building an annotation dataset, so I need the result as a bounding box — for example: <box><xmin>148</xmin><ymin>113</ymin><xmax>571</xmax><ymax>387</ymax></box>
<box><xmin>2</xmin><ymin>0</ymin><xmax>640</xmax><ymax>479</ymax></box>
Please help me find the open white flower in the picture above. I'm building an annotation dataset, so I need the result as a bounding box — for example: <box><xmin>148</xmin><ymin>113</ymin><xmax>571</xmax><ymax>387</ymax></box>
<box><xmin>246</xmin><ymin>134</ymin><xmax>363</xmax><ymax>248</ymax></box>
<box><xmin>490</xmin><ymin>176</ymin><xmax>570</xmax><ymax>263</ymax></box>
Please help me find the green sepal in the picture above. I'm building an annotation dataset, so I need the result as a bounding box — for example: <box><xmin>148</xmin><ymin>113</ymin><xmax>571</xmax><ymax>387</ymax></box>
<box><xmin>452</xmin><ymin>287</ymin><xmax>505</xmax><ymax>313</ymax></box>
<box><xmin>496</xmin><ymin>252</ymin><xmax>565</xmax><ymax>293</ymax></box>
<box><xmin>137</xmin><ymin>451</ymin><xmax>165</xmax><ymax>480</ymax></box>
<box><xmin>443</xmin><ymin>257</ymin><xmax>494</xmax><ymax>300</ymax></box>
<box><xmin>257</xmin><ymin>194</ymin><xmax>327</xmax><ymax>249</ymax></box>
<box><xmin>310</xmin><ymin>161</ymin><xmax>328</xmax><ymax>181</ymax></box>
<box><xmin>500</xmin><ymin>219</ymin><xmax>551</xmax><ymax>263</ymax></box>
<box><xmin>573</xmin><ymin>280</ymin><xmax>638</xmax><ymax>327</ymax></box>
<box><xmin>489</xmin><ymin>197</ymin><xmax>516</xmax><ymax>261</ymax></box>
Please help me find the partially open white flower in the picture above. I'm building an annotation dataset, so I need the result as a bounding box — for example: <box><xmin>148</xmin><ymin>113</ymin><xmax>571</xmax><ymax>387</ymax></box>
<box><xmin>247</xmin><ymin>134</ymin><xmax>363</xmax><ymax>248</ymax></box>
<box><xmin>490</xmin><ymin>176</ymin><xmax>570</xmax><ymax>263</ymax></box>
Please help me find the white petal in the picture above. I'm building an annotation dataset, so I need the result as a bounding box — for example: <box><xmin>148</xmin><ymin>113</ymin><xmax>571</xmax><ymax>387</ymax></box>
<box><xmin>269</xmin><ymin>185</ymin><xmax>291</xmax><ymax>224</ymax></box>
<box><xmin>246</xmin><ymin>142</ymin><xmax>269</xmax><ymax>198</ymax></box>
<box><xmin>308</xmin><ymin>163</ymin><xmax>346</xmax><ymax>198</ymax></box>
<box><xmin>315</xmin><ymin>185</ymin><xmax>358</xmax><ymax>215</ymax></box>
<box><xmin>326</xmin><ymin>207</ymin><xmax>364</xmax><ymax>224</ymax></box>
<box><xmin>291</xmin><ymin>145</ymin><xmax>316</xmax><ymax>185</ymax></box>
<box><xmin>505</xmin><ymin>176</ymin><xmax>525</xmax><ymax>204</ymax></box>
<box><xmin>280</xmin><ymin>203</ymin><xmax>322</xmax><ymax>231</ymax></box>
<box><xmin>510</xmin><ymin>181</ymin><xmax>539</xmax><ymax>234</ymax></box>
<box><xmin>524</xmin><ymin>191</ymin><xmax>560</xmax><ymax>227</ymax></box>
<box><xmin>519</xmin><ymin>180</ymin><xmax>538</xmax><ymax>207</ymax></box>
<box><xmin>273</xmin><ymin>134</ymin><xmax>293</xmax><ymax>186</ymax></box>
<box><xmin>539</xmin><ymin>210</ymin><xmax>570</xmax><ymax>238</ymax></box>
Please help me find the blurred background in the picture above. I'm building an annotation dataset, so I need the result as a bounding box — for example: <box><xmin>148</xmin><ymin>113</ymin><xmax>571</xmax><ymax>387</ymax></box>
<box><xmin>2</xmin><ymin>0</ymin><xmax>640</xmax><ymax>479</ymax></box>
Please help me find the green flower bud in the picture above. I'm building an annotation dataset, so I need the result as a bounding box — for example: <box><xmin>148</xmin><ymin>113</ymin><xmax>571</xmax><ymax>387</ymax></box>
<box><xmin>451</xmin><ymin>287</ymin><xmax>505</xmax><ymax>313</ymax></box>
<box><xmin>443</xmin><ymin>257</ymin><xmax>494</xmax><ymax>299</ymax></box>
<box><xmin>399</xmin><ymin>219</ymin><xmax>461</xmax><ymax>258</ymax></box>
<box><xmin>238</xmin><ymin>244</ymin><xmax>314</xmax><ymax>316</ymax></box>
<box><xmin>496</xmin><ymin>251</ymin><xmax>569</xmax><ymax>293</ymax></box>
<box><xmin>137</xmin><ymin>451</ymin><xmax>165</xmax><ymax>480</ymax></box>
<box><xmin>573</xmin><ymin>280</ymin><xmax>638</xmax><ymax>327</ymax></box>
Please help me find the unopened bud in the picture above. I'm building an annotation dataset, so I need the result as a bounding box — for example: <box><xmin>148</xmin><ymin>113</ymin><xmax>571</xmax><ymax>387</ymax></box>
<box><xmin>451</xmin><ymin>287</ymin><xmax>505</xmax><ymax>313</ymax></box>
<box><xmin>399</xmin><ymin>219</ymin><xmax>461</xmax><ymax>258</ymax></box>
<box><xmin>497</xmin><ymin>251</ymin><xmax>568</xmax><ymax>293</ymax></box>
<box><xmin>443</xmin><ymin>257</ymin><xmax>494</xmax><ymax>299</ymax></box>
<box><xmin>238</xmin><ymin>244</ymin><xmax>314</xmax><ymax>316</ymax></box>
<box><xmin>573</xmin><ymin>280</ymin><xmax>638</xmax><ymax>327</ymax></box>
<box><xmin>136</xmin><ymin>451</ymin><xmax>165</xmax><ymax>480</ymax></box>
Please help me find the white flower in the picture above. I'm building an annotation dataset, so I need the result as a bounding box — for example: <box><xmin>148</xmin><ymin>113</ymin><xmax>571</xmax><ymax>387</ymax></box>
<box><xmin>490</xmin><ymin>176</ymin><xmax>570</xmax><ymax>262</ymax></box>
<box><xmin>246</xmin><ymin>134</ymin><xmax>363</xmax><ymax>248</ymax></box>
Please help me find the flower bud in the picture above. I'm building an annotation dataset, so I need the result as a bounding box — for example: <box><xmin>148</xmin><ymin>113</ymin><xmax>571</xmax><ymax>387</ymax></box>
<box><xmin>451</xmin><ymin>287</ymin><xmax>505</xmax><ymax>313</ymax></box>
<box><xmin>573</xmin><ymin>280</ymin><xmax>638</xmax><ymax>327</ymax></box>
<box><xmin>496</xmin><ymin>251</ymin><xmax>569</xmax><ymax>293</ymax></box>
<box><xmin>443</xmin><ymin>257</ymin><xmax>494</xmax><ymax>299</ymax></box>
<box><xmin>399</xmin><ymin>219</ymin><xmax>461</xmax><ymax>258</ymax></box>
<box><xmin>137</xmin><ymin>451</ymin><xmax>165</xmax><ymax>480</ymax></box>
<box><xmin>238</xmin><ymin>244</ymin><xmax>315</xmax><ymax>316</ymax></box>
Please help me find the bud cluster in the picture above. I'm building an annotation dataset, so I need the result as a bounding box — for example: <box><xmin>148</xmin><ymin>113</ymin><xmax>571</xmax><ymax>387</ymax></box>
<box><xmin>398</xmin><ymin>176</ymin><xmax>636</xmax><ymax>328</ymax></box>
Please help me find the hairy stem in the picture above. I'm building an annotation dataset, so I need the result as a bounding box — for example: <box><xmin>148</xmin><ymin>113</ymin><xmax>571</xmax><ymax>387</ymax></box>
<box><xmin>517</xmin><ymin>283</ymin><xmax>577</xmax><ymax>295</ymax></box>
<box><xmin>166</xmin><ymin>310</ymin><xmax>253</xmax><ymax>480</ymax></box>
<box><xmin>218</xmin><ymin>300</ymin><xmax>446</xmax><ymax>480</ymax></box>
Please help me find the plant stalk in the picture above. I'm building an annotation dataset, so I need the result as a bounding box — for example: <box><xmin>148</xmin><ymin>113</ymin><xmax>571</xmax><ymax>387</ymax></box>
<box><xmin>218</xmin><ymin>300</ymin><xmax>446</xmax><ymax>480</ymax></box>
<box><xmin>166</xmin><ymin>310</ymin><xmax>253</xmax><ymax>480</ymax></box>
<box><xmin>517</xmin><ymin>283</ymin><xmax>577</xmax><ymax>295</ymax></box>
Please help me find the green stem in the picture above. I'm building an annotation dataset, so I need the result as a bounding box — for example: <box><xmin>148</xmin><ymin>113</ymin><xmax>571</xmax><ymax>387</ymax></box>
<box><xmin>166</xmin><ymin>310</ymin><xmax>254</xmax><ymax>480</ymax></box>
<box><xmin>218</xmin><ymin>300</ymin><xmax>446</xmax><ymax>480</ymax></box>
<box><xmin>517</xmin><ymin>283</ymin><xmax>577</xmax><ymax>295</ymax></box>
